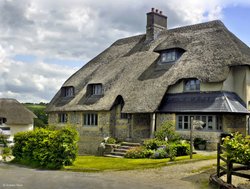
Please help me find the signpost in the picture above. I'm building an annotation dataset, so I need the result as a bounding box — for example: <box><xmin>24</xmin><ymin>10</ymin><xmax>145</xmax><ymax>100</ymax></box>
<box><xmin>190</xmin><ymin>118</ymin><xmax>205</xmax><ymax>159</ymax></box>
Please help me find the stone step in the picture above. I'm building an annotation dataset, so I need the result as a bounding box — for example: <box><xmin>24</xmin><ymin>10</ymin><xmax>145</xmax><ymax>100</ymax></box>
<box><xmin>110</xmin><ymin>151</ymin><xmax>126</xmax><ymax>156</ymax></box>
<box><xmin>104</xmin><ymin>141</ymin><xmax>141</xmax><ymax>158</ymax></box>
<box><xmin>104</xmin><ymin>154</ymin><xmax>124</xmax><ymax>158</ymax></box>
<box><xmin>113</xmin><ymin>148</ymin><xmax>128</xmax><ymax>153</ymax></box>
<box><xmin>121</xmin><ymin>142</ymin><xmax>141</xmax><ymax>147</ymax></box>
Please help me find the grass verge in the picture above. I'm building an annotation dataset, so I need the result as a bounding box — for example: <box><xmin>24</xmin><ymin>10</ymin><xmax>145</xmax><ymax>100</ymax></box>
<box><xmin>64</xmin><ymin>154</ymin><xmax>216</xmax><ymax>172</ymax></box>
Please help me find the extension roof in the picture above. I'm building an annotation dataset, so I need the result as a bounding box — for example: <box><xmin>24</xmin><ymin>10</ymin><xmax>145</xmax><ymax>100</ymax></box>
<box><xmin>46</xmin><ymin>20</ymin><xmax>250</xmax><ymax>113</ymax></box>
<box><xmin>158</xmin><ymin>91</ymin><xmax>249</xmax><ymax>114</ymax></box>
<box><xmin>0</xmin><ymin>99</ymin><xmax>36</xmax><ymax>125</ymax></box>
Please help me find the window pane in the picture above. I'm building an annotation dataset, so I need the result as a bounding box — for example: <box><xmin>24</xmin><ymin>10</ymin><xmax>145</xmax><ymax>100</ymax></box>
<box><xmin>208</xmin><ymin>116</ymin><xmax>213</xmax><ymax>130</ymax></box>
<box><xmin>184</xmin><ymin>79</ymin><xmax>200</xmax><ymax>92</ymax></box>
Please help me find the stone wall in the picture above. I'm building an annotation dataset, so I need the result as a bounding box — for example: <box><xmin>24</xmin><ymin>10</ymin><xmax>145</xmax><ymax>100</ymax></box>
<box><xmin>113</xmin><ymin>104</ymin><xmax>129</xmax><ymax>140</ymax></box>
<box><xmin>223</xmin><ymin>114</ymin><xmax>247</xmax><ymax>135</ymax></box>
<box><xmin>48</xmin><ymin>111</ymin><xmax>111</xmax><ymax>155</ymax></box>
<box><xmin>176</xmin><ymin>130</ymin><xmax>221</xmax><ymax>150</ymax></box>
<box><xmin>156</xmin><ymin>113</ymin><xmax>175</xmax><ymax>130</ymax></box>
<box><xmin>132</xmin><ymin>114</ymin><xmax>151</xmax><ymax>141</ymax></box>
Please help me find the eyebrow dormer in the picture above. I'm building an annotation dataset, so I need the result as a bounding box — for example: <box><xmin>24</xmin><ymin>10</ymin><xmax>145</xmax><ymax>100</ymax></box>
<box><xmin>87</xmin><ymin>83</ymin><xmax>103</xmax><ymax>96</ymax></box>
<box><xmin>61</xmin><ymin>86</ymin><xmax>74</xmax><ymax>97</ymax></box>
<box><xmin>157</xmin><ymin>48</ymin><xmax>185</xmax><ymax>64</ymax></box>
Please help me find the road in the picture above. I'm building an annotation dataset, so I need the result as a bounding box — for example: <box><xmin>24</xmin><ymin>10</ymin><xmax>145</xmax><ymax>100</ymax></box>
<box><xmin>0</xmin><ymin>159</ymin><xmax>217</xmax><ymax>189</ymax></box>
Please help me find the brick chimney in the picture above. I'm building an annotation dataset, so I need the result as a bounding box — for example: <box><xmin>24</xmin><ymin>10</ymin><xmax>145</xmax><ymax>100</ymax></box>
<box><xmin>146</xmin><ymin>8</ymin><xmax>167</xmax><ymax>41</ymax></box>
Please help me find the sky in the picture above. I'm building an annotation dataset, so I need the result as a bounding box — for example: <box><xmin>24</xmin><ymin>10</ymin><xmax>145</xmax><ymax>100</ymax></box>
<box><xmin>0</xmin><ymin>0</ymin><xmax>250</xmax><ymax>103</ymax></box>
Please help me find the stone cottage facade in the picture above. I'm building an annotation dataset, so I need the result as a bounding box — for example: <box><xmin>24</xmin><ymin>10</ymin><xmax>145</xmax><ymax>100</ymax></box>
<box><xmin>46</xmin><ymin>8</ymin><xmax>250</xmax><ymax>154</ymax></box>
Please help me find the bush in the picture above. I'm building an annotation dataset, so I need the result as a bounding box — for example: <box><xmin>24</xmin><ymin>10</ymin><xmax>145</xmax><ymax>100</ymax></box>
<box><xmin>106</xmin><ymin>137</ymin><xmax>116</xmax><ymax>144</ymax></box>
<box><xmin>143</xmin><ymin>139</ymin><xmax>168</xmax><ymax>150</ymax></box>
<box><xmin>151</xmin><ymin>148</ymin><xmax>168</xmax><ymax>159</ymax></box>
<box><xmin>0</xmin><ymin>134</ymin><xmax>8</xmax><ymax>147</ymax></box>
<box><xmin>166</xmin><ymin>142</ymin><xmax>190</xmax><ymax>159</ymax></box>
<box><xmin>222</xmin><ymin>132</ymin><xmax>250</xmax><ymax>165</ymax></box>
<box><xmin>124</xmin><ymin>146</ymin><xmax>153</xmax><ymax>159</ymax></box>
<box><xmin>194</xmin><ymin>138</ymin><xmax>207</xmax><ymax>149</ymax></box>
<box><xmin>154</xmin><ymin>121</ymin><xmax>180</xmax><ymax>142</ymax></box>
<box><xmin>2</xmin><ymin>147</ymin><xmax>12</xmax><ymax>161</ymax></box>
<box><xmin>12</xmin><ymin>125</ymin><xmax>79</xmax><ymax>169</ymax></box>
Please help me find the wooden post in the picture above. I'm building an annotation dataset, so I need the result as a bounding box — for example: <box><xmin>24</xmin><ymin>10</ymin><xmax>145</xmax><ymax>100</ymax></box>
<box><xmin>217</xmin><ymin>143</ymin><xmax>220</xmax><ymax>177</ymax></box>
<box><xmin>190</xmin><ymin>117</ymin><xmax>193</xmax><ymax>159</ymax></box>
<box><xmin>227</xmin><ymin>159</ymin><xmax>233</xmax><ymax>184</ymax></box>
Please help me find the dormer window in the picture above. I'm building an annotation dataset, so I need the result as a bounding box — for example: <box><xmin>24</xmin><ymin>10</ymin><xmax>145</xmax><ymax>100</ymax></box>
<box><xmin>158</xmin><ymin>48</ymin><xmax>185</xmax><ymax>64</ymax></box>
<box><xmin>92</xmin><ymin>84</ymin><xmax>102</xmax><ymax>95</ymax></box>
<box><xmin>87</xmin><ymin>84</ymin><xmax>103</xmax><ymax>96</ymax></box>
<box><xmin>184</xmin><ymin>79</ymin><xmax>200</xmax><ymax>92</ymax></box>
<box><xmin>61</xmin><ymin>86</ymin><xmax>74</xmax><ymax>97</ymax></box>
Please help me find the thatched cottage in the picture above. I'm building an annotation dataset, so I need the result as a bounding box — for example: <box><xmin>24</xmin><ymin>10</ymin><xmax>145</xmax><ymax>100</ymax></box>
<box><xmin>0</xmin><ymin>98</ymin><xmax>36</xmax><ymax>141</ymax></box>
<box><xmin>46</xmin><ymin>9</ymin><xmax>250</xmax><ymax>154</ymax></box>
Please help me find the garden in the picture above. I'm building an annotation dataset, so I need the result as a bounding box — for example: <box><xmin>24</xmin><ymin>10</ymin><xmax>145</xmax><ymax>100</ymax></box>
<box><xmin>123</xmin><ymin>121</ymin><xmax>191</xmax><ymax>160</ymax></box>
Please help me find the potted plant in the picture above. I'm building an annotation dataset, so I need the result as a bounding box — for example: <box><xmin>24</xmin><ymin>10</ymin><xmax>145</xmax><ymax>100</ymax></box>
<box><xmin>194</xmin><ymin>137</ymin><xmax>207</xmax><ymax>150</ymax></box>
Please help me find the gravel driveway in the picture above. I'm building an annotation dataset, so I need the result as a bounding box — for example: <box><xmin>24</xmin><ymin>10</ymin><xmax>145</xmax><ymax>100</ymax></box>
<box><xmin>0</xmin><ymin>159</ymin><xmax>219</xmax><ymax>189</ymax></box>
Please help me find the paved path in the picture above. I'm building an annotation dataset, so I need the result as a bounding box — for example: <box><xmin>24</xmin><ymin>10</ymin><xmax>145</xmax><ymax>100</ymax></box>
<box><xmin>0</xmin><ymin>159</ymin><xmax>218</xmax><ymax>189</ymax></box>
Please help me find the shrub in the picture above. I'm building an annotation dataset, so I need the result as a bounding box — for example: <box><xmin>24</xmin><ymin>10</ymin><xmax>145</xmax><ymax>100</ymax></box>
<box><xmin>166</xmin><ymin>142</ymin><xmax>190</xmax><ymax>159</ymax></box>
<box><xmin>0</xmin><ymin>134</ymin><xmax>8</xmax><ymax>147</ymax></box>
<box><xmin>194</xmin><ymin>138</ymin><xmax>207</xmax><ymax>149</ymax></box>
<box><xmin>106</xmin><ymin>137</ymin><xmax>116</xmax><ymax>144</ymax></box>
<box><xmin>143</xmin><ymin>139</ymin><xmax>168</xmax><ymax>150</ymax></box>
<box><xmin>12</xmin><ymin>125</ymin><xmax>79</xmax><ymax>169</ymax></box>
<box><xmin>124</xmin><ymin>146</ymin><xmax>153</xmax><ymax>159</ymax></box>
<box><xmin>222</xmin><ymin>132</ymin><xmax>250</xmax><ymax>165</ymax></box>
<box><xmin>151</xmin><ymin>148</ymin><xmax>167</xmax><ymax>159</ymax></box>
<box><xmin>154</xmin><ymin>121</ymin><xmax>180</xmax><ymax>142</ymax></box>
<box><xmin>2</xmin><ymin>147</ymin><xmax>12</xmax><ymax>161</ymax></box>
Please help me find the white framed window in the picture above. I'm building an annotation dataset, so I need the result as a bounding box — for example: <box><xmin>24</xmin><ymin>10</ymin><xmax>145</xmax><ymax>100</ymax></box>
<box><xmin>176</xmin><ymin>115</ymin><xmax>222</xmax><ymax>131</ymax></box>
<box><xmin>184</xmin><ymin>79</ymin><xmax>200</xmax><ymax>92</ymax></box>
<box><xmin>61</xmin><ymin>86</ymin><xmax>74</xmax><ymax>97</ymax></box>
<box><xmin>158</xmin><ymin>48</ymin><xmax>185</xmax><ymax>64</ymax></box>
<box><xmin>92</xmin><ymin>84</ymin><xmax>102</xmax><ymax>95</ymax></box>
<box><xmin>58</xmin><ymin>113</ymin><xmax>68</xmax><ymax>123</ymax></box>
<box><xmin>83</xmin><ymin>113</ymin><xmax>98</xmax><ymax>126</ymax></box>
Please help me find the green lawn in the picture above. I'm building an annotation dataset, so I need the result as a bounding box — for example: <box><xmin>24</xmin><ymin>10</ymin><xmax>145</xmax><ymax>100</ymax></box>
<box><xmin>64</xmin><ymin>154</ymin><xmax>217</xmax><ymax>172</ymax></box>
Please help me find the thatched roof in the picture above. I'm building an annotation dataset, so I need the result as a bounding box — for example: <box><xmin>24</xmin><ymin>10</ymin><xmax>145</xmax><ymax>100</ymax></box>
<box><xmin>46</xmin><ymin>20</ymin><xmax>250</xmax><ymax>113</ymax></box>
<box><xmin>0</xmin><ymin>99</ymin><xmax>36</xmax><ymax>125</ymax></box>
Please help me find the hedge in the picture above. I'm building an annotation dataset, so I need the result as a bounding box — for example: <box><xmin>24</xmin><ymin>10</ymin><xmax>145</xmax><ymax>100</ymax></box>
<box><xmin>12</xmin><ymin>126</ymin><xmax>79</xmax><ymax>169</ymax></box>
<box><xmin>222</xmin><ymin>132</ymin><xmax>250</xmax><ymax>165</ymax></box>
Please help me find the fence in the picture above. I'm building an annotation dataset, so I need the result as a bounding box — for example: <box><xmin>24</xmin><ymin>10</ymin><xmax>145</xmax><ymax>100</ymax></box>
<box><xmin>217</xmin><ymin>143</ymin><xmax>250</xmax><ymax>184</ymax></box>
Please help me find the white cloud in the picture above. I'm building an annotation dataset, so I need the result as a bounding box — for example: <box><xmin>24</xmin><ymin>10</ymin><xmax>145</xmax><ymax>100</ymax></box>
<box><xmin>0</xmin><ymin>0</ymin><xmax>249</xmax><ymax>102</ymax></box>
<box><xmin>0</xmin><ymin>57</ymin><xmax>77</xmax><ymax>103</ymax></box>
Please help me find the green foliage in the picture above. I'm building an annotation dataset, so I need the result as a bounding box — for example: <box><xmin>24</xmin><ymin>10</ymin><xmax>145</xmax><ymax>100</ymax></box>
<box><xmin>151</xmin><ymin>148</ymin><xmax>168</xmax><ymax>159</ymax></box>
<box><xmin>0</xmin><ymin>134</ymin><xmax>8</xmax><ymax>147</ymax></box>
<box><xmin>106</xmin><ymin>137</ymin><xmax>116</xmax><ymax>144</ymax></box>
<box><xmin>194</xmin><ymin>138</ymin><xmax>207</xmax><ymax>149</ymax></box>
<box><xmin>2</xmin><ymin>147</ymin><xmax>12</xmax><ymax>161</ymax></box>
<box><xmin>143</xmin><ymin>138</ymin><xmax>168</xmax><ymax>150</ymax></box>
<box><xmin>12</xmin><ymin>125</ymin><xmax>79</xmax><ymax>169</ymax></box>
<box><xmin>154</xmin><ymin>121</ymin><xmax>180</xmax><ymax>142</ymax></box>
<box><xmin>169</xmin><ymin>142</ymin><xmax>190</xmax><ymax>157</ymax></box>
<box><xmin>24</xmin><ymin>103</ymin><xmax>48</xmax><ymax>128</ymax></box>
<box><xmin>124</xmin><ymin>146</ymin><xmax>154</xmax><ymax>159</ymax></box>
<box><xmin>222</xmin><ymin>132</ymin><xmax>250</xmax><ymax>165</ymax></box>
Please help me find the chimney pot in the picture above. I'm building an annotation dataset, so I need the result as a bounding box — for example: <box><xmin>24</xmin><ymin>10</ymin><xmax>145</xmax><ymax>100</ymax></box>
<box><xmin>146</xmin><ymin>8</ymin><xmax>167</xmax><ymax>41</ymax></box>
